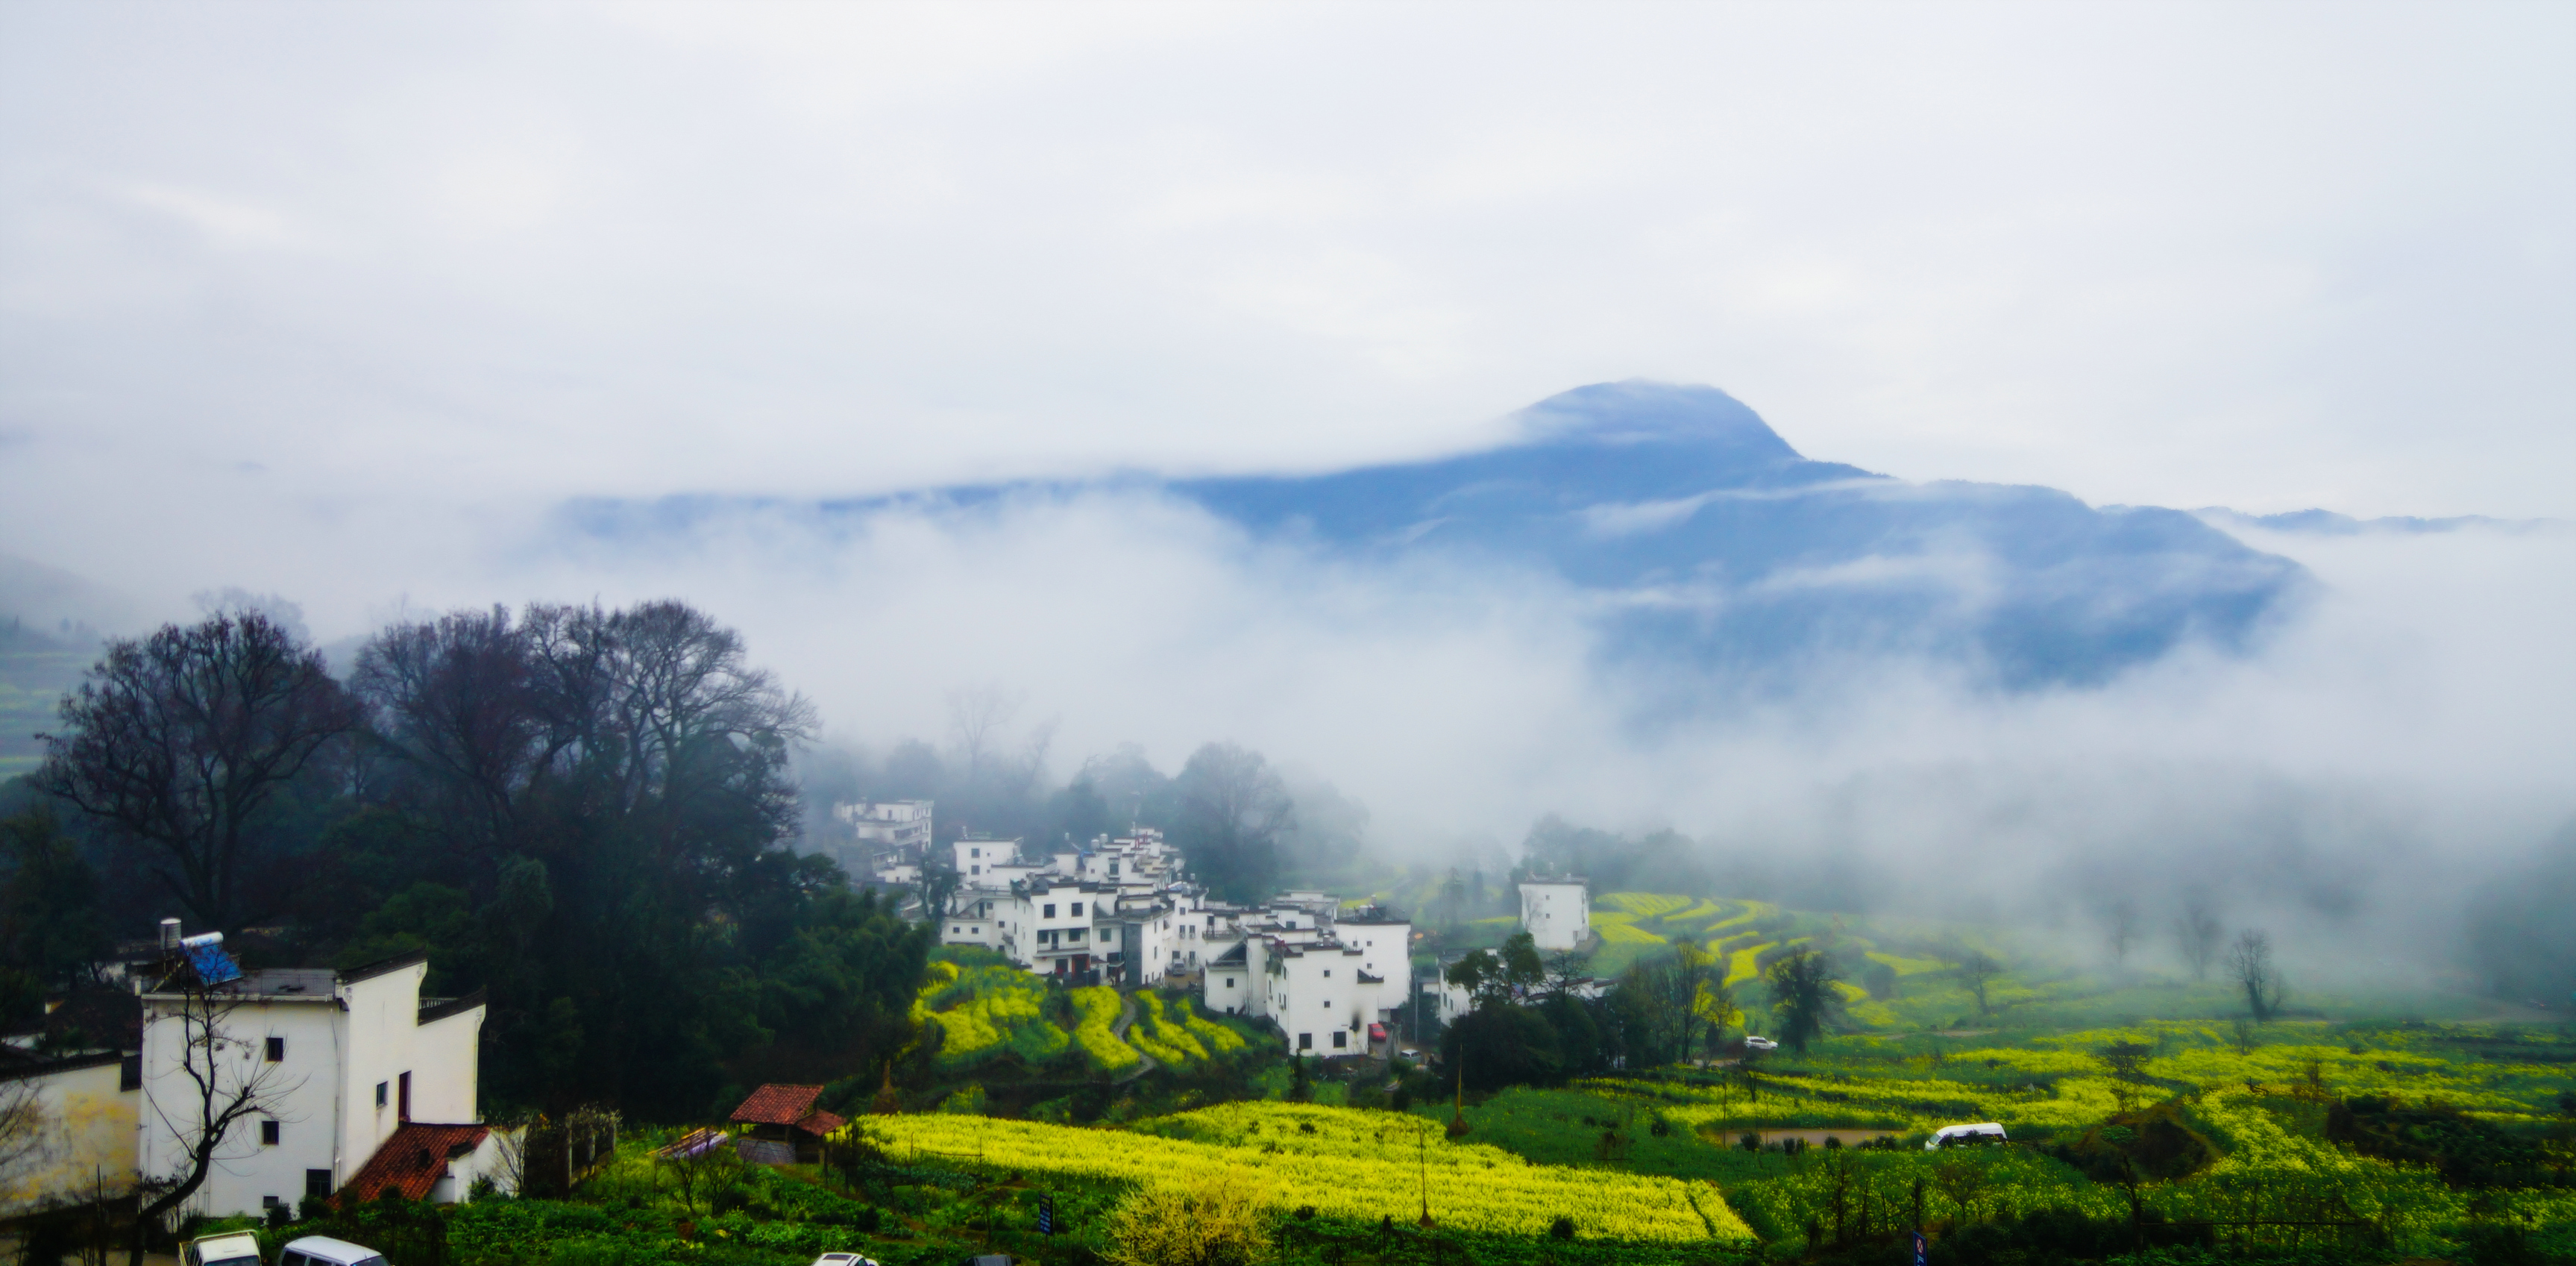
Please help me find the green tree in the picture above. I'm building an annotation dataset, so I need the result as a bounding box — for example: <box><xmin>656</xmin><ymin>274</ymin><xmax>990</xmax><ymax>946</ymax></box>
<box><xmin>1765</xmin><ymin>948</ymin><xmax>1846</xmax><ymax>1054</ymax></box>
<box><xmin>1170</xmin><ymin>743</ymin><xmax>1293</xmax><ymax>903</ymax></box>
<box><xmin>0</xmin><ymin>808</ymin><xmax>110</xmax><ymax>1002</ymax></box>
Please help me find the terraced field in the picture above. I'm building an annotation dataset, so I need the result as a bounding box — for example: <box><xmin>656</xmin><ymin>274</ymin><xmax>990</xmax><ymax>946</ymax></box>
<box><xmin>863</xmin><ymin>1100</ymin><xmax>1756</xmax><ymax>1244</ymax></box>
<box><xmin>912</xmin><ymin>950</ymin><xmax>1265</xmax><ymax>1074</ymax></box>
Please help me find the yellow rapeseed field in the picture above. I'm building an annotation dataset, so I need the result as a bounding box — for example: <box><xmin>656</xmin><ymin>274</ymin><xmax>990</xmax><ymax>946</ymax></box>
<box><xmin>861</xmin><ymin>1102</ymin><xmax>1752</xmax><ymax>1244</ymax></box>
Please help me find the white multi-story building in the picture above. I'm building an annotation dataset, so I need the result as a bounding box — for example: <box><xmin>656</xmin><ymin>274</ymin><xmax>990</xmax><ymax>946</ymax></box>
<box><xmin>935</xmin><ymin>830</ymin><xmax>1210</xmax><ymax>987</ymax></box>
<box><xmin>1518</xmin><ymin>877</ymin><xmax>1591</xmax><ymax>951</ymax></box>
<box><xmin>136</xmin><ymin>938</ymin><xmax>512</xmax><ymax>1220</ymax></box>
<box><xmin>1199</xmin><ymin>900</ymin><xmax>1412</xmax><ymax>1057</ymax></box>
<box><xmin>838</xmin><ymin>800</ymin><xmax>933</xmax><ymax>851</ymax></box>
<box><xmin>836</xmin><ymin>800</ymin><xmax>933</xmax><ymax>883</ymax></box>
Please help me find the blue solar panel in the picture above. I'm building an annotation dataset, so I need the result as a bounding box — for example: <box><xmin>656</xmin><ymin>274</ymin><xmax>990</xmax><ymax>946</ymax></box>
<box><xmin>185</xmin><ymin>941</ymin><xmax>242</xmax><ymax>985</ymax></box>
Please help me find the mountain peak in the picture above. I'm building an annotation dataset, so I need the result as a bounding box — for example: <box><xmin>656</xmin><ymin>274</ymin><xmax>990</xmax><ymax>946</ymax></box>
<box><xmin>1512</xmin><ymin>380</ymin><xmax>1802</xmax><ymax>461</ymax></box>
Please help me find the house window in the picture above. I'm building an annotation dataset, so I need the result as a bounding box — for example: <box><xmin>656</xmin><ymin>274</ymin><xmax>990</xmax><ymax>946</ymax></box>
<box><xmin>1298</xmin><ymin>1032</ymin><xmax>1313</xmax><ymax>1050</ymax></box>
<box><xmin>261</xmin><ymin>1120</ymin><xmax>281</xmax><ymax>1145</ymax></box>
<box><xmin>1070</xmin><ymin>902</ymin><xmax>1083</xmax><ymax>916</ymax></box>
<box><xmin>970</xmin><ymin>865</ymin><xmax>980</xmax><ymax>875</ymax></box>
<box><xmin>375</xmin><ymin>1081</ymin><xmax>388</xmax><ymax>1109</ymax></box>
<box><xmin>262</xmin><ymin>1195</ymin><xmax>283</xmax><ymax>1209</ymax></box>
<box><xmin>1066</xmin><ymin>928</ymin><xmax>1084</xmax><ymax>942</ymax></box>
<box><xmin>1333</xmin><ymin>1032</ymin><xmax>1348</xmax><ymax>1049</ymax></box>
<box><xmin>951</xmin><ymin>927</ymin><xmax>961</xmax><ymax>935</ymax></box>
<box><xmin>1102</xmin><ymin>929</ymin><xmax>1116</xmax><ymax>942</ymax></box>
<box><xmin>266</xmin><ymin>1036</ymin><xmax>285</xmax><ymax>1062</ymax></box>
<box><xmin>1224</xmin><ymin>978</ymin><xmax>1234</xmax><ymax>988</ymax></box>
<box><xmin>307</xmin><ymin>1170</ymin><xmax>332</xmax><ymax>1198</ymax></box>
<box><xmin>1043</xmin><ymin>904</ymin><xmax>1056</xmax><ymax>918</ymax></box>
<box><xmin>1323</xmin><ymin>969</ymin><xmax>1331</xmax><ymax>978</ymax></box>
<box><xmin>970</xmin><ymin>847</ymin><xmax>981</xmax><ymax>859</ymax></box>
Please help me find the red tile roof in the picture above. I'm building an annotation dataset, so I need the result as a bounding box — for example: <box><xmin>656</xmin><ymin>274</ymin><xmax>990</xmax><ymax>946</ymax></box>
<box><xmin>729</xmin><ymin>1083</ymin><xmax>824</xmax><ymax>1126</ymax></box>
<box><xmin>798</xmin><ymin>1109</ymin><xmax>846</xmax><ymax>1138</ymax></box>
<box><xmin>341</xmin><ymin>1122</ymin><xmax>489</xmax><ymax>1203</ymax></box>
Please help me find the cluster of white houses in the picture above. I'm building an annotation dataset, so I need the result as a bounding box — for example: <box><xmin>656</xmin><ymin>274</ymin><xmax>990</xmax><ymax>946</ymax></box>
<box><xmin>870</xmin><ymin>800</ymin><xmax>1592</xmax><ymax>1059</ymax></box>
<box><xmin>920</xmin><ymin>823</ymin><xmax>1425</xmax><ymax>1054</ymax></box>
<box><xmin>0</xmin><ymin>797</ymin><xmax>1596</xmax><ymax>1228</ymax></box>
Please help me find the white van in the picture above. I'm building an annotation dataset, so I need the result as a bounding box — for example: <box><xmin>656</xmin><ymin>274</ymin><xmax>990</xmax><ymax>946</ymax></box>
<box><xmin>279</xmin><ymin>1236</ymin><xmax>389</xmax><ymax>1266</ymax></box>
<box><xmin>1925</xmin><ymin>1122</ymin><xmax>2008</xmax><ymax>1150</ymax></box>
<box><xmin>181</xmin><ymin>1232</ymin><xmax>263</xmax><ymax>1266</ymax></box>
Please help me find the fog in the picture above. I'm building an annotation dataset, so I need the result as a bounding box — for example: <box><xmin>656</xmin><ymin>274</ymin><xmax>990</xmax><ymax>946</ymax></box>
<box><xmin>13</xmin><ymin>472</ymin><xmax>2569</xmax><ymax>991</ymax></box>
<box><xmin>4</xmin><ymin>2</ymin><xmax>2572</xmax><ymax>993</ymax></box>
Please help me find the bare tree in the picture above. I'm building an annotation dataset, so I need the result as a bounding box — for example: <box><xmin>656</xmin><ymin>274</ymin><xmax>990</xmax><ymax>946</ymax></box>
<box><xmin>350</xmin><ymin>606</ymin><xmax>544</xmax><ymax>860</ymax></box>
<box><xmin>2226</xmin><ymin>929</ymin><xmax>2287</xmax><ymax>1022</ymax></box>
<box><xmin>38</xmin><ymin>614</ymin><xmax>362</xmax><ymax>932</ymax></box>
<box><xmin>1957</xmin><ymin>950</ymin><xmax>2002</xmax><ymax>1016</ymax></box>
<box><xmin>945</xmin><ymin>685</ymin><xmax>1025</xmax><ymax>790</ymax></box>
<box><xmin>131</xmin><ymin>970</ymin><xmax>303</xmax><ymax>1266</ymax></box>
<box><xmin>2174</xmin><ymin>892</ymin><xmax>2222</xmax><ymax>981</ymax></box>
<box><xmin>2102</xmin><ymin>899</ymin><xmax>2140</xmax><ymax>971</ymax></box>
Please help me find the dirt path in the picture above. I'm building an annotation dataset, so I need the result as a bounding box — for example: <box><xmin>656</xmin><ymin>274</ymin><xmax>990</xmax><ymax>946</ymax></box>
<box><xmin>1110</xmin><ymin>991</ymin><xmax>1158</xmax><ymax>1084</ymax></box>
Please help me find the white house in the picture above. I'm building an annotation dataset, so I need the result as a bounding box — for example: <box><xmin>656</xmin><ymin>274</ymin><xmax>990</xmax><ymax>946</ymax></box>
<box><xmin>137</xmin><ymin>939</ymin><xmax>512</xmax><ymax>1220</ymax></box>
<box><xmin>835</xmin><ymin>800</ymin><xmax>934</xmax><ymax>883</ymax></box>
<box><xmin>1518</xmin><ymin>878</ymin><xmax>1591</xmax><ymax>952</ymax></box>
<box><xmin>1199</xmin><ymin>901</ymin><xmax>1412</xmax><ymax>1058</ymax></box>
<box><xmin>0</xmin><ymin>1051</ymin><xmax>138</xmax><ymax>1218</ymax></box>
<box><xmin>838</xmin><ymin>800</ymin><xmax>933</xmax><ymax>853</ymax></box>
<box><xmin>935</xmin><ymin>830</ymin><xmax>1223</xmax><ymax>986</ymax></box>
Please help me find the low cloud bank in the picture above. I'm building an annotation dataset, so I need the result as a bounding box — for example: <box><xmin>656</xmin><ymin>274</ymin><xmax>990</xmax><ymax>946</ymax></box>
<box><xmin>6</xmin><ymin>488</ymin><xmax>2571</xmax><ymax>991</ymax></box>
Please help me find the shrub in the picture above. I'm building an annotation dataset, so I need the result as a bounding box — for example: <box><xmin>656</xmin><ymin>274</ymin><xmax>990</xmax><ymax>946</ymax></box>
<box><xmin>1107</xmin><ymin>1169</ymin><xmax>1272</xmax><ymax>1266</ymax></box>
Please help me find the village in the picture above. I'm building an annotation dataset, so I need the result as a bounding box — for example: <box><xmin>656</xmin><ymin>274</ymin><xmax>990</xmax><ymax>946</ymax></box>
<box><xmin>0</xmin><ymin>796</ymin><xmax>1598</xmax><ymax>1262</ymax></box>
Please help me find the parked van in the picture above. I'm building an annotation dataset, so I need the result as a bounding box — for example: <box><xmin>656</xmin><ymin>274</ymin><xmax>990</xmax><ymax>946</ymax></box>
<box><xmin>181</xmin><ymin>1232</ymin><xmax>263</xmax><ymax>1266</ymax></box>
<box><xmin>279</xmin><ymin>1235</ymin><xmax>389</xmax><ymax>1266</ymax></box>
<box><xmin>1925</xmin><ymin>1122</ymin><xmax>2008</xmax><ymax>1150</ymax></box>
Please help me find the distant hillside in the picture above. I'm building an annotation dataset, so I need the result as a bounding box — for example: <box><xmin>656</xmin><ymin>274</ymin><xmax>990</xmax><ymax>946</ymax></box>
<box><xmin>0</xmin><ymin>618</ymin><xmax>91</xmax><ymax>780</ymax></box>
<box><xmin>569</xmin><ymin>381</ymin><xmax>2313</xmax><ymax>691</ymax></box>
<box><xmin>2195</xmin><ymin>506</ymin><xmax>2563</xmax><ymax>536</ymax></box>
<box><xmin>1175</xmin><ymin>382</ymin><xmax>2307</xmax><ymax>689</ymax></box>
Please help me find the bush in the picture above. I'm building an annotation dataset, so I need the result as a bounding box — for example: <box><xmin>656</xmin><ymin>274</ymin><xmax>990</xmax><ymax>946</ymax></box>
<box><xmin>1107</xmin><ymin>1170</ymin><xmax>1271</xmax><ymax>1266</ymax></box>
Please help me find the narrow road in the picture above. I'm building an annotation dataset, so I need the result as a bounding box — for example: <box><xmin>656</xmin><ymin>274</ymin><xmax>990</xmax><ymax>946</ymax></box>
<box><xmin>1110</xmin><ymin>991</ymin><xmax>1158</xmax><ymax>1084</ymax></box>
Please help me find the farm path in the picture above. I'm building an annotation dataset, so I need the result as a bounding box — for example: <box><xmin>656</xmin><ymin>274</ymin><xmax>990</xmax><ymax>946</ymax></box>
<box><xmin>1111</xmin><ymin>991</ymin><xmax>1158</xmax><ymax>1084</ymax></box>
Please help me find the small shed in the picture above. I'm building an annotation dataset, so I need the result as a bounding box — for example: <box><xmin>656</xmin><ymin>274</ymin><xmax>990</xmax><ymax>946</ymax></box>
<box><xmin>727</xmin><ymin>1084</ymin><xmax>846</xmax><ymax>1165</ymax></box>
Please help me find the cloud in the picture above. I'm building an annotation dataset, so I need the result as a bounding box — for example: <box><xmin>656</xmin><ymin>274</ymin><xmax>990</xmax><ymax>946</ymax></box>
<box><xmin>1</xmin><ymin>1</ymin><xmax>2570</xmax><ymax>985</ymax></box>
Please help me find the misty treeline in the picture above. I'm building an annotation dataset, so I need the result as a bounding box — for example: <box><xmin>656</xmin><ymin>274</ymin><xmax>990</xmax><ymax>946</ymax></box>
<box><xmin>0</xmin><ymin>596</ymin><xmax>1389</xmax><ymax>1119</ymax></box>
<box><xmin>0</xmin><ymin>601</ymin><xmax>929</xmax><ymax>1120</ymax></box>
<box><xmin>1437</xmin><ymin>930</ymin><xmax>1851</xmax><ymax>1092</ymax></box>
<box><xmin>797</xmin><ymin>695</ymin><xmax>1371</xmax><ymax>904</ymax></box>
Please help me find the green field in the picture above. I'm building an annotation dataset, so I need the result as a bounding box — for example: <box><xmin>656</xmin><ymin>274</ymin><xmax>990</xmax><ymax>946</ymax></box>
<box><xmin>0</xmin><ymin>635</ymin><xmax>86</xmax><ymax>780</ymax></box>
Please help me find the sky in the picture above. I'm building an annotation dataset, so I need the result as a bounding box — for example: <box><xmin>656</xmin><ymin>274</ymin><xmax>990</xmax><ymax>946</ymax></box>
<box><xmin>3</xmin><ymin>1</ymin><xmax>2572</xmax><ymax>971</ymax></box>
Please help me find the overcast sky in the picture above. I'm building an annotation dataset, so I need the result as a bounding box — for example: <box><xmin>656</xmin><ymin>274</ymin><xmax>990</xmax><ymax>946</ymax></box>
<box><xmin>3</xmin><ymin>0</ymin><xmax>2571</xmax><ymax>555</ymax></box>
<box><xmin>3</xmin><ymin>2</ymin><xmax>2572</xmax><ymax>958</ymax></box>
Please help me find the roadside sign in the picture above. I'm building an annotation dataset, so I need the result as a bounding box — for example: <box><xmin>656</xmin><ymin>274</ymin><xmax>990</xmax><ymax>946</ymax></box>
<box><xmin>1036</xmin><ymin>1193</ymin><xmax>1055</xmax><ymax>1236</ymax></box>
<box><xmin>1912</xmin><ymin>1230</ymin><xmax>1927</xmax><ymax>1265</ymax></box>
